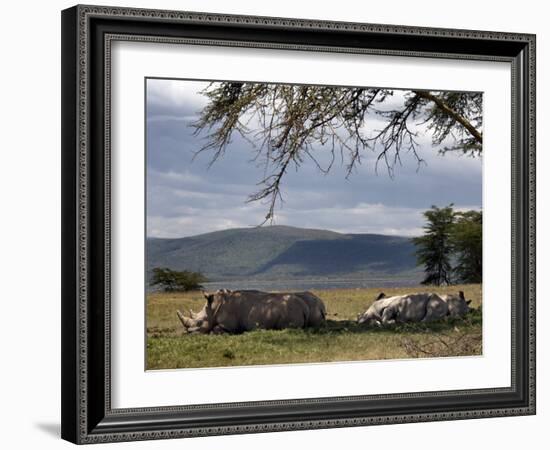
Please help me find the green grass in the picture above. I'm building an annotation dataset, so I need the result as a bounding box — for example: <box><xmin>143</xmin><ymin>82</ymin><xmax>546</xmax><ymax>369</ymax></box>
<box><xmin>146</xmin><ymin>284</ymin><xmax>482</xmax><ymax>369</ymax></box>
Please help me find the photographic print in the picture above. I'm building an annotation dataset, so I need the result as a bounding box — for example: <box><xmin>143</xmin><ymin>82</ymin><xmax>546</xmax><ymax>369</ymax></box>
<box><xmin>61</xmin><ymin>8</ymin><xmax>535</xmax><ymax>442</ymax></box>
<box><xmin>145</xmin><ymin>78</ymin><xmax>483</xmax><ymax>370</ymax></box>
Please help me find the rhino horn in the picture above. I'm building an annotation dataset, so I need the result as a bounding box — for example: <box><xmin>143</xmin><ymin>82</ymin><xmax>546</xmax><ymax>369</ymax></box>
<box><xmin>189</xmin><ymin>308</ymin><xmax>197</xmax><ymax>319</ymax></box>
<box><xmin>176</xmin><ymin>310</ymin><xmax>195</xmax><ymax>329</ymax></box>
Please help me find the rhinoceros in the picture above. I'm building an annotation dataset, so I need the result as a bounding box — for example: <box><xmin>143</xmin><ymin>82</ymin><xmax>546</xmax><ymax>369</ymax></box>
<box><xmin>176</xmin><ymin>289</ymin><xmax>326</xmax><ymax>334</ymax></box>
<box><xmin>228</xmin><ymin>290</ymin><xmax>326</xmax><ymax>327</ymax></box>
<box><xmin>357</xmin><ymin>291</ymin><xmax>472</xmax><ymax>326</ymax></box>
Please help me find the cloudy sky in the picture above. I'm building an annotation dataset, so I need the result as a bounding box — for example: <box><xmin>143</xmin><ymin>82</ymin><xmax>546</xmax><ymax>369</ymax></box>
<box><xmin>146</xmin><ymin>78</ymin><xmax>482</xmax><ymax>239</ymax></box>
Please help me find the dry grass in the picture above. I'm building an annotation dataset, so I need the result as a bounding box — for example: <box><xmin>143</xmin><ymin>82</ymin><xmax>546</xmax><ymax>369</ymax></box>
<box><xmin>146</xmin><ymin>284</ymin><xmax>482</xmax><ymax>369</ymax></box>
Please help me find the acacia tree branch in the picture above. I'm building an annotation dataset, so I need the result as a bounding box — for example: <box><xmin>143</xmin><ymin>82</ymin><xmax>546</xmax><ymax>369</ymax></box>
<box><xmin>190</xmin><ymin>83</ymin><xmax>482</xmax><ymax>222</ymax></box>
<box><xmin>414</xmin><ymin>90</ymin><xmax>483</xmax><ymax>144</ymax></box>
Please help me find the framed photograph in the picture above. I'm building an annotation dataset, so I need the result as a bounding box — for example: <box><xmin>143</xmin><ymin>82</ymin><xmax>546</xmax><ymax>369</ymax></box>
<box><xmin>61</xmin><ymin>4</ymin><xmax>536</xmax><ymax>444</ymax></box>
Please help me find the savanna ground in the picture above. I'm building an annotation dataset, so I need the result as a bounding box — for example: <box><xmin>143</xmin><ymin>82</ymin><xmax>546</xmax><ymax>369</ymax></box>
<box><xmin>146</xmin><ymin>284</ymin><xmax>482</xmax><ymax>369</ymax></box>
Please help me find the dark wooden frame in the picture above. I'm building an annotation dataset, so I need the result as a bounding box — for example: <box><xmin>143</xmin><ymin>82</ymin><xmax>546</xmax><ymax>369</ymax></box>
<box><xmin>61</xmin><ymin>4</ymin><xmax>536</xmax><ymax>444</ymax></box>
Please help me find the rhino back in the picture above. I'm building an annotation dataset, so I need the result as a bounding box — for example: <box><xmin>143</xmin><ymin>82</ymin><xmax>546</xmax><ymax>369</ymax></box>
<box><xmin>393</xmin><ymin>294</ymin><xmax>430</xmax><ymax>322</ymax></box>
<box><xmin>233</xmin><ymin>290</ymin><xmax>324</xmax><ymax>328</ymax></box>
<box><xmin>222</xmin><ymin>293</ymin><xmax>308</xmax><ymax>331</ymax></box>
<box><xmin>423</xmin><ymin>294</ymin><xmax>449</xmax><ymax>321</ymax></box>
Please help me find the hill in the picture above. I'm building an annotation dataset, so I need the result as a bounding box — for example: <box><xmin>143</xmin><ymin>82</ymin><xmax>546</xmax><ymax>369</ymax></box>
<box><xmin>147</xmin><ymin>225</ymin><xmax>419</xmax><ymax>282</ymax></box>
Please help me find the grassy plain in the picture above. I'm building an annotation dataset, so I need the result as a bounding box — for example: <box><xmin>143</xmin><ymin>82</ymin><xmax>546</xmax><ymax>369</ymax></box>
<box><xmin>146</xmin><ymin>284</ymin><xmax>482</xmax><ymax>369</ymax></box>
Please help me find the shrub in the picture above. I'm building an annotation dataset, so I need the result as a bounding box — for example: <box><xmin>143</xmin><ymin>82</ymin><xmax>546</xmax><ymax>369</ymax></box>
<box><xmin>150</xmin><ymin>267</ymin><xmax>207</xmax><ymax>292</ymax></box>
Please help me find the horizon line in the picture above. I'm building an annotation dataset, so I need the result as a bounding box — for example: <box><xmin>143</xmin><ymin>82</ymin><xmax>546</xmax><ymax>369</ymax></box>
<box><xmin>146</xmin><ymin>224</ymin><xmax>421</xmax><ymax>240</ymax></box>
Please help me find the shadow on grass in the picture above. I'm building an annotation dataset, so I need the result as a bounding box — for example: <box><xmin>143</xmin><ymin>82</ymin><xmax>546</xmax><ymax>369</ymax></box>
<box><xmin>148</xmin><ymin>309</ymin><xmax>482</xmax><ymax>339</ymax></box>
<box><xmin>308</xmin><ymin>308</ymin><xmax>482</xmax><ymax>336</ymax></box>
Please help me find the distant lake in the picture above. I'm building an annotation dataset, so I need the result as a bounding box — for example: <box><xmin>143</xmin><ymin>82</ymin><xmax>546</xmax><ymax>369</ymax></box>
<box><xmin>147</xmin><ymin>275</ymin><xmax>422</xmax><ymax>293</ymax></box>
<box><xmin>200</xmin><ymin>276</ymin><xmax>422</xmax><ymax>292</ymax></box>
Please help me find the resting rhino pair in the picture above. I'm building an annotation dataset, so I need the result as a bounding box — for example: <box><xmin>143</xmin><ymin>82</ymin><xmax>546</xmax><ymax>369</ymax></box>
<box><xmin>177</xmin><ymin>289</ymin><xmax>326</xmax><ymax>334</ymax></box>
<box><xmin>357</xmin><ymin>291</ymin><xmax>472</xmax><ymax>326</ymax></box>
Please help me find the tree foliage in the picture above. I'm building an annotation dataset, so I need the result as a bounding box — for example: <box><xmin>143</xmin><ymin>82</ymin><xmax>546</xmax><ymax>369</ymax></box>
<box><xmin>451</xmin><ymin>210</ymin><xmax>482</xmax><ymax>283</ymax></box>
<box><xmin>413</xmin><ymin>205</ymin><xmax>455</xmax><ymax>286</ymax></box>
<box><xmin>192</xmin><ymin>82</ymin><xmax>483</xmax><ymax>222</ymax></box>
<box><xmin>150</xmin><ymin>267</ymin><xmax>207</xmax><ymax>292</ymax></box>
<box><xmin>413</xmin><ymin>205</ymin><xmax>482</xmax><ymax>285</ymax></box>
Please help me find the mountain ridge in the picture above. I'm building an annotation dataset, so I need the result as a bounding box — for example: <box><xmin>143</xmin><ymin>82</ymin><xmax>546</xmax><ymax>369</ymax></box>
<box><xmin>147</xmin><ymin>225</ymin><xmax>420</xmax><ymax>282</ymax></box>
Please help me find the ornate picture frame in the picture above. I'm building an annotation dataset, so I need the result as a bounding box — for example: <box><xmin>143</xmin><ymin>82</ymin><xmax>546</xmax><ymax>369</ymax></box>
<box><xmin>61</xmin><ymin>5</ymin><xmax>536</xmax><ymax>444</ymax></box>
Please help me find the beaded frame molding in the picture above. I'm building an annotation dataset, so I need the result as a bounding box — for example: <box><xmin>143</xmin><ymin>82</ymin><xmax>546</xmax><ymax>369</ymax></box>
<box><xmin>61</xmin><ymin>4</ymin><xmax>536</xmax><ymax>444</ymax></box>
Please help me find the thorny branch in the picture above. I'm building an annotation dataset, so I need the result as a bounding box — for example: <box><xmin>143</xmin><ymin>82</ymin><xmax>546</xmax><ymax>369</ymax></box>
<box><xmin>191</xmin><ymin>83</ymin><xmax>483</xmax><ymax>222</ymax></box>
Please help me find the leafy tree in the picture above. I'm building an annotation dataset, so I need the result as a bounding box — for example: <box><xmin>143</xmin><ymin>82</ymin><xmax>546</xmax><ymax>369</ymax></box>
<box><xmin>192</xmin><ymin>82</ymin><xmax>482</xmax><ymax>221</ymax></box>
<box><xmin>451</xmin><ymin>210</ymin><xmax>482</xmax><ymax>283</ymax></box>
<box><xmin>150</xmin><ymin>267</ymin><xmax>207</xmax><ymax>292</ymax></box>
<box><xmin>413</xmin><ymin>205</ymin><xmax>455</xmax><ymax>286</ymax></box>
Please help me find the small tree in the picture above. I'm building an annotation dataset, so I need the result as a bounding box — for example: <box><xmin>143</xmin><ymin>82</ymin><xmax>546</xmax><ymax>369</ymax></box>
<box><xmin>451</xmin><ymin>210</ymin><xmax>482</xmax><ymax>283</ymax></box>
<box><xmin>413</xmin><ymin>205</ymin><xmax>455</xmax><ymax>286</ymax></box>
<box><xmin>150</xmin><ymin>267</ymin><xmax>207</xmax><ymax>292</ymax></box>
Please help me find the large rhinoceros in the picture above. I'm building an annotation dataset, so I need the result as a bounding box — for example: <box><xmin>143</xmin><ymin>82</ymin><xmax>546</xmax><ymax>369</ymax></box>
<box><xmin>176</xmin><ymin>289</ymin><xmax>326</xmax><ymax>334</ymax></box>
<box><xmin>357</xmin><ymin>291</ymin><xmax>472</xmax><ymax>326</ymax></box>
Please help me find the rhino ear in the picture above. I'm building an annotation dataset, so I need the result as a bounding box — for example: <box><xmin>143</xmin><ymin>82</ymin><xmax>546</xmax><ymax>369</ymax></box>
<box><xmin>202</xmin><ymin>290</ymin><xmax>210</xmax><ymax>300</ymax></box>
<box><xmin>466</xmin><ymin>300</ymin><xmax>472</xmax><ymax>305</ymax></box>
<box><xmin>376</xmin><ymin>292</ymin><xmax>386</xmax><ymax>300</ymax></box>
<box><xmin>458</xmin><ymin>291</ymin><xmax>465</xmax><ymax>300</ymax></box>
